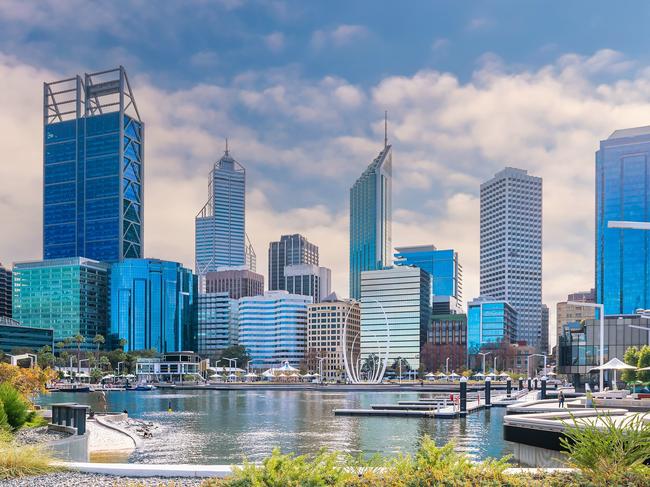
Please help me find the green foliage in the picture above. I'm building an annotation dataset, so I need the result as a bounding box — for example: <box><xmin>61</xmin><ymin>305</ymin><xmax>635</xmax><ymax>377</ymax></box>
<box><xmin>638</xmin><ymin>345</ymin><xmax>650</xmax><ymax>382</ymax></box>
<box><xmin>0</xmin><ymin>399</ymin><xmax>9</xmax><ymax>432</ymax></box>
<box><xmin>218</xmin><ymin>345</ymin><xmax>251</xmax><ymax>367</ymax></box>
<box><xmin>622</xmin><ymin>346</ymin><xmax>639</xmax><ymax>382</ymax></box>
<box><xmin>0</xmin><ymin>384</ymin><xmax>29</xmax><ymax>430</ymax></box>
<box><xmin>560</xmin><ymin>412</ymin><xmax>650</xmax><ymax>485</ymax></box>
<box><xmin>0</xmin><ymin>442</ymin><xmax>60</xmax><ymax>479</ymax></box>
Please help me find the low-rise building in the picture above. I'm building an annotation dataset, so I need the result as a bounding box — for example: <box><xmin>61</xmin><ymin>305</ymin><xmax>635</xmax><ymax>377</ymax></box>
<box><xmin>467</xmin><ymin>297</ymin><xmax>517</xmax><ymax>356</ymax></box>
<box><xmin>136</xmin><ymin>351</ymin><xmax>205</xmax><ymax>382</ymax></box>
<box><xmin>0</xmin><ymin>317</ymin><xmax>54</xmax><ymax>353</ymax></box>
<box><xmin>422</xmin><ymin>313</ymin><xmax>467</xmax><ymax>373</ymax></box>
<box><xmin>306</xmin><ymin>292</ymin><xmax>360</xmax><ymax>380</ymax></box>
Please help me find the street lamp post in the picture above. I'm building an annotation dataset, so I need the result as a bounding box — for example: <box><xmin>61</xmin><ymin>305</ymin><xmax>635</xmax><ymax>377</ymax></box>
<box><xmin>117</xmin><ymin>361</ymin><xmax>125</xmax><ymax>376</ymax></box>
<box><xmin>527</xmin><ymin>353</ymin><xmax>547</xmax><ymax>379</ymax></box>
<box><xmin>568</xmin><ymin>301</ymin><xmax>604</xmax><ymax>392</ymax></box>
<box><xmin>446</xmin><ymin>357</ymin><xmax>450</xmax><ymax>375</ymax></box>
<box><xmin>493</xmin><ymin>356</ymin><xmax>497</xmax><ymax>373</ymax></box>
<box><xmin>478</xmin><ymin>352</ymin><xmax>491</xmax><ymax>376</ymax></box>
<box><xmin>316</xmin><ymin>356</ymin><xmax>325</xmax><ymax>384</ymax></box>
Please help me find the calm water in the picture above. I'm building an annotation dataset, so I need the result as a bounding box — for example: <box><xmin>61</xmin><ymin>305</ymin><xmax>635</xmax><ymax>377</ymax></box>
<box><xmin>37</xmin><ymin>390</ymin><xmax>513</xmax><ymax>465</ymax></box>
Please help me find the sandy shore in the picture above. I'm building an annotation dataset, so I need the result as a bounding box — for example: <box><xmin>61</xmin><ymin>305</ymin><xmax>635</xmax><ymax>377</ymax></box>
<box><xmin>87</xmin><ymin>418</ymin><xmax>137</xmax><ymax>460</ymax></box>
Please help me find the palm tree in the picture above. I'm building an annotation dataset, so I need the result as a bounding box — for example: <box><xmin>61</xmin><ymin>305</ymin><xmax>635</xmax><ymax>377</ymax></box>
<box><xmin>93</xmin><ymin>334</ymin><xmax>105</xmax><ymax>359</ymax></box>
<box><xmin>74</xmin><ymin>334</ymin><xmax>85</xmax><ymax>373</ymax></box>
<box><xmin>118</xmin><ymin>338</ymin><xmax>127</xmax><ymax>351</ymax></box>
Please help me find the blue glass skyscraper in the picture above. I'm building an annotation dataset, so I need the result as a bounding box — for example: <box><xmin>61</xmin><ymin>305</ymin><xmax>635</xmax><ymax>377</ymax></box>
<box><xmin>196</xmin><ymin>146</ymin><xmax>256</xmax><ymax>275</ymax></box>
<box><xmin>43</xmin><ymin>67</ymin><xmax>143</xmax><ymax>262</ymax></box>
<box><xmin>596</xmin><ymin>127</ymin><xmax>650</xmax><ymax>315</ymax></box>
<box><xmin>394</xmin><ymin>245</ymin><xmax>463</xmax><ymax>313</ymax></box>
<box><xmin>109</xmin><ymin>259</ymin><xmax>197</xmax><ymax>353</ymax></box>
<box><xmin>467</xmin><ymin>297</ymin><xmax>517</xmax><ymax>355</ymax></box>
<box><xmin>349</xmin><ymin>138</ymin><xmax>392</xmax><ymax>300</ymax></box>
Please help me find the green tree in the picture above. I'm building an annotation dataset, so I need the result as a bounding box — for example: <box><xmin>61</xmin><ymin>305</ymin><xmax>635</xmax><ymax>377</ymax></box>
<box><xmin>361</xmin><ymin>353</ymin><xmax>381</xmax><ymax>377</ymax></box>
<box><xmin>637</xmin><ymin>345</ymin><xmax>650</xmax><ymax>382</ymax></box>
<box><xmin>99</xmin><ymin>356</ymin><xmax>111</xmax><ymax>371</ymax></box>
<box><xmin>622</xmin><ymin>346</ymin><xmax>640</xmax><ymax>383</ymax></box>
<box><xmin>36</xmin><ymin>346</ymin><xmax>56</xmax><ymax>369</ymax></box>
<box><xmin>391</xmin><ymin>357</ymin><xmax>411</xmax><ymax>377</ymax></box>
<box><xmin>93</xmin><ymin>334</ymin><xmax>105</xmax><ymax>359</ymax></box>
<box><xmin>73</xmin><ymin>334</ymin><xmax>85</xmax><ymax>373</ymax></box>
<box><xmin>218</xmin><ymin>345</ymin><xmax>251</xmax><ymax>369</ymax></box>
<box><xmin>118</xmin><ymin>338</ymin><xmax>127</xmax><ymax>351</ymax></box>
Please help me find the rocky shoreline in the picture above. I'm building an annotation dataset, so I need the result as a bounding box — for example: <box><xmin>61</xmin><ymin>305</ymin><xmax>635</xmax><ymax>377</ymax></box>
<box><xmin>2</xmin><ymin>472</ymin><xmax>206</xmax><ymax>486</ymax></box>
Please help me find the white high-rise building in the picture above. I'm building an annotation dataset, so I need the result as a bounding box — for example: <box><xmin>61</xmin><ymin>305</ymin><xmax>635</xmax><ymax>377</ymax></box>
<box><xmin>480</xmin><ymin>167</ymin><xmax>542</xmax><ymax>349</ymax></box>
<box><xmin>285</xmin><ymin>264</ymin><xmax>331</xmax><ymax>303</ymax></box>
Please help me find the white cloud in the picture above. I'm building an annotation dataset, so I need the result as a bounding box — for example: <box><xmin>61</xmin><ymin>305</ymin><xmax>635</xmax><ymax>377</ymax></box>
<box><xmin>431</xmin><ymin>38</ymin><xmax>450</xmax><ymax>53</ymax></box>
<box><xmin>264</xmin><ymin>31</ymin><xmax>285</xmax><ymax>53</ymax></box>
<box><xmin>189</xmin><ymin>50</ymin><xmax>220</xmax><ymax>68</ymax></box>
<box><xmin>311</xmin><ymin>24</ymin><xmax>368</xmax><ymax>49</ymax></box>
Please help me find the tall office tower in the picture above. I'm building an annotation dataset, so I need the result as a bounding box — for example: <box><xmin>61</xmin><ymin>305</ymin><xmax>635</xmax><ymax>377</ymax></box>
<box><xmin>238</xmin><ymin>291</ymin><xmax>311</xmax><ymax>368</ymax></box>
<box><xmin>197</xmin><ymin>292</ymin><xmax>239</xmax><ymax>358</ymax></box>
<box><xmin>422</xmin><ymin>313</ymin><xmax>467</xmax><ymax>373</ymax></box>
<box><xmin>196</xmin><ymin>146</ymin><xmax>256</xmax><ymax>275</ymax></box>
<box><xmin>204</xmin><ymin>266</ymin><xmax>264</xmax><ymax>300</ymax></box>
<box><xmin>268</xmin><ymin>234</ymin><xmax>318</xmax><ymax>291</ymax></box>
<box><xmin>0</xmin><ymin>263</ymin><xmax>11</xmax><ymax>318</ymax></box>
<box><xmin>466</xmin><ymin>296</ymin><xmax>517</xmax><ymax>356</ymax></box>
<box><xmin>394</xmin><ymin>245</ymin><xmax>463</xmax><ymax>313</ymax></box>
<box><xmin>43</xmin><ymin>67</ymin><xmax>143</xmax><ymax>262</ymax></box>
<box><xmin>541</xmin><ymin>304</ymin><xmax>549</xmax><ymax>354</ymax></box>
<box><xmin>285</xmin><ymin>264</ymin><xmax>331</xmax><ymax>303</ymax></box>
<box><xmin>12</xmin><ymin>258</ymin><xmax>109</xmax><ymax>345</ymax></box>
<box><xmin>109</xmin><ymin>259</ymin><xmax>197</xmax><ymax>353</ymax></box>
<box><xmin>596</xmin><ymin>127</ymin><xmax>650</xmax><ymax>315</ymax></box>
<box><xmin>556</xmin><ymin>289</ymin><xmax>596</xmax><ymax>347</ymax></box>
<box><xmin>480</xmin><ymin>167</ymin><xmax>542</xmax><ymax>348</ymax></box>
<box><xmin>349</xmin><ymin>139</ymin><xmax>392</xmax><ymax>300</ymax></box>
<box><xmin>360</xmin><ymin>266</ymin><xmax>431</xmax><ymax>370</ymax></box>
<box><xmin>307</xmin><ymin>293</ymin><xmax>360</xmax><ymax>380</ymax></box>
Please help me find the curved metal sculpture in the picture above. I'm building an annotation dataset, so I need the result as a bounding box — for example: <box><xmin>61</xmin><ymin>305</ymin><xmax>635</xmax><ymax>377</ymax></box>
<box><xmin>341</xmin><ymin>298</ymin><xmax>390</xmax><ymax>384</ymax></box>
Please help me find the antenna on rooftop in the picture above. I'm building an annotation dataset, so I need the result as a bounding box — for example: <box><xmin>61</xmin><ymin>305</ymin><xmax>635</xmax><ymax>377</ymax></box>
<box><xmin>384</xmin><ymin>110</ymin><xmax>388</xmax><ymax>148</ymax></box>
<box><xmin>225</xmin><ymin>137</ymin><xmax>229</xmax><ymax>155</ymax></box>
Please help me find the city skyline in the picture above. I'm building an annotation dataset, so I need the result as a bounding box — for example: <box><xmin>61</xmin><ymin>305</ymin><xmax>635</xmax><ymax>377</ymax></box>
<box><xmin>7</xmin><ymin>3</ymin><xmax>650</xmax><ymax>350</ymax></box>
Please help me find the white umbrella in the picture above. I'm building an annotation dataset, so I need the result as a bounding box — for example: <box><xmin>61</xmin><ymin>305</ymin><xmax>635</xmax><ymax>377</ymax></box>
<box><xmin>435</xmin><ymin>372</ymin><xmax>447</xmax><ymax>378</ymax></box>
<box><xmin>590</xmin><ymin>357</ymin><xmax>637</xmax><ymax>390</ymax></box>
<box><xmin>638</xmin><ymin>366</ymin><xmax>650</xmax><ymax>371</ymax></box>
<box><xmin>101</xmin><ymin>374</ymin><xmax>115</xmax><ymax>381</ymax></box>
<box><xmin>245</xmin><ymin>372</ymin><xmax>258</xmax><ymax>377</ymax></box>
<box><xmin>473</xmin><ymin>372</ymin><xmax>485</xmax><ymax>378</ymax></box>
<box><xmin>448</xmin><ymin>372</ymin><xmax>460</xmax><ymax>379</ymax></box>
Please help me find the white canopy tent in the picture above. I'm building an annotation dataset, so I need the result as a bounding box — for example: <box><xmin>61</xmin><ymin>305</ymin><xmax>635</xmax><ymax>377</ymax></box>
<box><xmin>590</xmin><ymin>357</ymin><xmax>637</xmax><ymax>390</ymax></box>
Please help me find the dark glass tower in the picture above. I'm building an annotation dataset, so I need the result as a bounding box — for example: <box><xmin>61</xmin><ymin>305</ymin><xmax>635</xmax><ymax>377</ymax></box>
<box><xmin>43</xmin><ymin>66</ymin><xmax>143</xmax><ymax>262</ymax></box>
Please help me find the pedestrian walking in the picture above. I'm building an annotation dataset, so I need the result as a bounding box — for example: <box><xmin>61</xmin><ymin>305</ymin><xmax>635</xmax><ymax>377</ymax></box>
<box><xmin>558</xmin><ymin>389</ymin><xmax>565</xmax><ymax>408</ymax></box>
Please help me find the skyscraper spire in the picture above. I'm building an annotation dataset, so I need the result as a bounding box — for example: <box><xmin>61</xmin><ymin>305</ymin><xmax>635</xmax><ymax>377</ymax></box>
<box><xmin>225</xmin><ymin>137</ymin><xmax>229</xmax><ymax>156</ymax></box>
<box><xmin>384</xmin><ymin>110</ymin><xmax>388</xmax><ymax>148</ymax></box>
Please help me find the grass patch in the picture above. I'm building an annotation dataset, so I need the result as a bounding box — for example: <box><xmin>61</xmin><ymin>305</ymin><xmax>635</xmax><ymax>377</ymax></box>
<box><xmin>0</xmin><ymin>441</ymin><xmax>61</xmax><ymax>480</ymax></box>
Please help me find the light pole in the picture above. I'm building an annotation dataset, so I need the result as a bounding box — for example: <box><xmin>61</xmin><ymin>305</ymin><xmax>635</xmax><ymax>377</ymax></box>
<box><xmin>568</xmin><ymin>301</ymin><xmax>604</xmax><ymax>392</ymax></box>
<box><xmin>493</xmin><ymin>356</ymin><xmax>498</xmax><ymax>374</ymax></box>
<box><xmin>223</xmin><ymin>358</ymin><xmax>237</xmax><ymax>381</ymax></box>
<box><xmin>527</xmin><ymin>353</ymin><xmax>547</xmax><ymax>378</ymax></box>
<box><xmin>78</xmin><ymin>358</ymin><xmax>89</xmax><ymax>377</ymax></box>
<box><xmin>446</xmin><ymin>357</ymin><xmax>450</xmax><ymax>375</ymax></box>
<box><xmin>478</xmin><ymin>352</ymin><xmax>491</xmax><ymax>376</ymax></box>
<box><xmin>316</xmin><ymin>356</ymin><xmax>325</xmax><ymax>384</ymax></box>
<box><xmin>117</xmin><ymin>361</ymin><xmax>125</xmax><ymax>376</ymax></box>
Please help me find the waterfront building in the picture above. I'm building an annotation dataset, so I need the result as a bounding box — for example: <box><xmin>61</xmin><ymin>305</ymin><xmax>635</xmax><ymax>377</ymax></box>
<box><xmin>285</xmin><ymin>264</ymin><xmax>332</xmax><ymax>303</ymax></box>
<box><xmin>239</xmin><ymin>291</ymin><xmax>311</xmax><ymax>368</ymax></box>
<box><xmin>109</xmin><ymin>259</ymin><xmax>197</xmax><ymax>353</ymax></box>
<box><xmin>394</xmin><ymin>245</ymin><xmax>463</xmax><ymax>313</ymax></box>
<box><xmin>596</xmin><ymin>127</ymin><xmax>650</xmax><ymax>315</ymax></box>
<box><xmin>197</xmin><ymin>292</ymin><xmax>239</xmax><ymax>358</ymax></box>
<box><xmin>422</xmin><ymin>313</ymin><xmax>467</xmax><ymax>373</ymax></box>
<box><xmin>0</xmin><ymin>317</ymin><xmax>54</xmax><ymax>353</ymax></box>
<box><xmin>195</xmin><ymin>146</ymin><xmax>256</xmax><ymax>275</ymax></box>
<box><xmin>558</xmin><ymin>315</ymin><xmax>649</xmax><ymax>387</ymax></box>
<box><xmin>306</xmin><ymin>292</ymin><xmax>360</xmax><ymax>380</ymax></box>
<box><xmin>12</xmin><ymin>257</ymin><xmax>108</xmax><ymax>345</ymax></box>
<box><xmin>467</xmin><ymin>297</ymin><xmax>517</xmax><ymax>356</ymax></box>
<box><xmin>556</xmin><ymin>289</ymin><xmax>596</xmax><ymax>349</ymax></box>
<box><xmin>541</xmin><ymin>304</ymin><xmax>549</xmax><ymax>354</ymax></box>
<box><xmin>0</xmin><ymin>263</ymin><xmax>11</xmax><ymax>318</ymax></box>
<box><xmin>268</xmin><ymin>234</ymin><xmax>318</xmax><ymax>292</ymax></box>
<box><xmin>44</xmin><ymin>67</ymin><xmax>143</xmax><ymax>262</ymax></box>
<box><xmin>480</xmin><ymin>167</ymin><xmax>542</xmax><ymax>348</ymax></box>
<box><xmin>349</xmin><ymin>139</ymin><xmax>392</xmax><ymax>300</ymax></box>
<box><xmin>204</xmin><ymin>266</ymin><xmax>264</xmax><ymax>300</ymax></box>
<box><xmin>136</xmin><ymin>351</ymin><xmax>204</xmax><ymax>382</ymax></box>
<box><xmin>360</xmin><ymin>266</ymin><xmax>431</xmax><ymax>370</ymax></box>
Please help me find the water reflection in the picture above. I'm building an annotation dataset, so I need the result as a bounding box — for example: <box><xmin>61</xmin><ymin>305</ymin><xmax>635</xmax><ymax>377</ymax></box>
<box><xmin>37</xmin><ymin>390</ymin><xmax>512</xmax><ymax>464</ymax></box>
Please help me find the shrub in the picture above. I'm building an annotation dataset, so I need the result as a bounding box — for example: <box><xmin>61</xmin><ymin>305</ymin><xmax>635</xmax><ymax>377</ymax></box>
<box><xmin>560</xmin><ymin>412</ymin><xmax>650</xmax><ymax>485</ymax></box>
<box><xmin>0</xmin><ymin>384</ymin><xmax>29</xmax><ymax>430</ymax></box>
<box><xmin>0</xmin><ymin>399</ymin><xmax>9</xmax><ymax>431</ymax></box>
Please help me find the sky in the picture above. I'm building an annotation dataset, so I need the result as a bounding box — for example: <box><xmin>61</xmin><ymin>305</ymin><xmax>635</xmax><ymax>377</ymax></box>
<box><xmin>3</xmin><ymin>1</ymin><xmax>650</xmax><ymax>348</ymax></box>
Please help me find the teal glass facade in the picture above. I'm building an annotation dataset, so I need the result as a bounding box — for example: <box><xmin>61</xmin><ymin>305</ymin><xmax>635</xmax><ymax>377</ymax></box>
<box><xmin>0</xmin><ymin>320</ymin><xmax>54</xmax><ymax>353</ymax></box>
<box><xmin>44</xmin><ymin>67</ymin><xmax>143</xmax><ymax>262</ymax></box>
<box><xmin>394</xmin><ymin>245</ymin><xmax>463</xmax><ymax>311</ymax></box>
<box><xmin>12</xmin><ymin>258</ymin><xmax>109</xmax><ymax>345</ymax></box>
<box><xmin>197</xmin><ymin>292</ymin><xmax>238</xmax><ymax>358</ymax></box>
<box><xmin>349</xmin><ymin>145</ymin><xmax>392</xmax><ymax>299</ymax></box>
<box><xmin>596</xmin><ymin>127</ymin><xmax>650</xmax><ymax>315</ymax></box>
<box><xmin>109</xmin><ymin>259</ymin><xmax>197</xmax><ymax>353</ymax></box>
<box><xmin>467</xmin><ymin>298</ymin><xmax>517</xmax><ymax>355</ymax></box>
